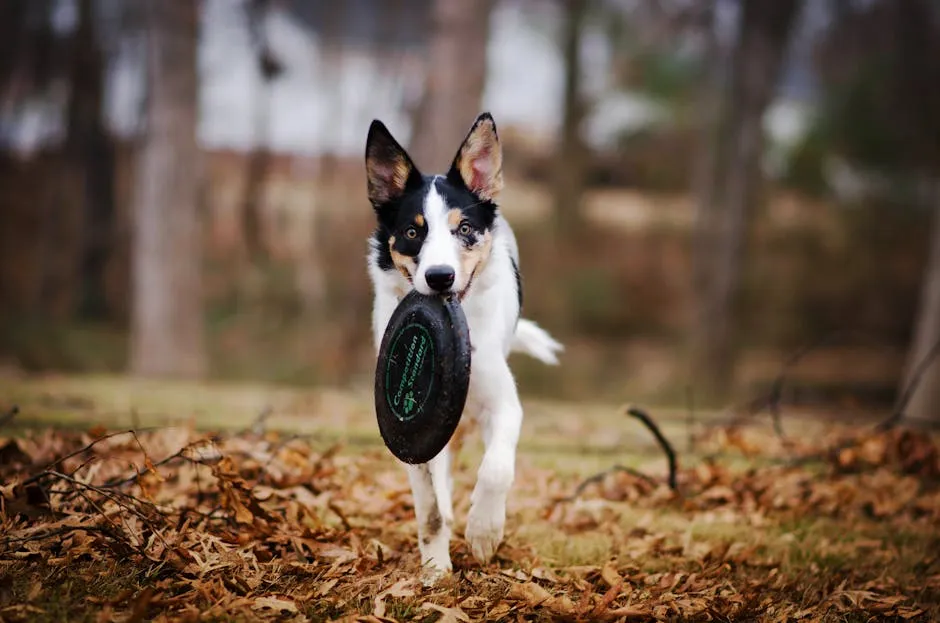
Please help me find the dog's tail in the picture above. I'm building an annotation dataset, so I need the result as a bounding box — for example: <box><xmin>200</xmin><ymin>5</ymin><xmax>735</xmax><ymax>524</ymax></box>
<box><xmin>511</xmin><ymin>319</ymin><xmax>563</xmax><ymax>365</ymax></box>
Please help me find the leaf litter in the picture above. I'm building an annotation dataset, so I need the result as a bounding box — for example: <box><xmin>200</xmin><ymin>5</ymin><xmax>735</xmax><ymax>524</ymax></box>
<box><xmin>0</xmin><ymin>411</ymin><xmax>938</xmax><ymax>622</ymax></box>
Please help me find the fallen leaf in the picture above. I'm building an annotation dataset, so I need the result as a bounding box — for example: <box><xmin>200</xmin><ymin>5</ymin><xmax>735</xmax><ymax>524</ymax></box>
<box><xmin>373</xmin><ymin>579</ymin><xmax>414</xmax><ymax>618</ymax></box>
<box><xmin>420</xmin><ymin>602</ymin><xmax>470</xmax><ymax>623</ymax></box>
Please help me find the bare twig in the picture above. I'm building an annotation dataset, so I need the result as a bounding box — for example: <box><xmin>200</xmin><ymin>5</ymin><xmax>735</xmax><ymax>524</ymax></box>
<box><xmin>43</xmin><ymin>470</ymin><xmax>174</xmax><ymax>551</ymax></box>
<box><xmin>878</xmin><ymin>336</ymin><xmax>940</xmax><ymax>431</ymax></box>
<box><xmin>560</xmin><ymin>465</ymin><xmax>658</xmax><ymax>503</ymax></box>
<box><xmin>328</xmin><ymin>501</ymin><xmax>352</xmax><ymax>531</ymax></box>
<box><xmin>100</xmin><ymin>445</ymin><xmax>196</xmax><ymax>489</ymax></box>
<box><xmin>249</xmin><ymin>406</ymin><xmax>273</xmax><ymax>435</ymax></box>
<box><xmin>748</xmin><ymin>330</ymin><xmax>849</xmax><ymax>439</ymax></box>
<box><xmin>0</xmin><ymin>404</ymin><xmax>19</xmax><ymax>426</ymax></box>
<box><xmin>627</xmin><ymin>407</ymin><xmax>678</xmax><ymax>491</ymax></box>
<box><xmin>0</xmin><ymin>525</ymin><xmax>123</xmax><ymax>549</ymax></box>
<box><xmin>727</xmin><ymin>330</ymin><xmax>896</xmax><ymax>441</ymax></box>
<box><xmin>23</xmin><ymin>428</ymin><xmax>164</xmax><ymax>486</ymax></box>
<box><xmin>562</xmin><ymin>406</ymin><xmax>680</xmax><ymax>503</ymax></box>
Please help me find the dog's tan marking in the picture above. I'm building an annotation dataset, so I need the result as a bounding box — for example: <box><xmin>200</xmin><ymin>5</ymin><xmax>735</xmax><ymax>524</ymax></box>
<box><xmin>390</xmin><ymin>245</ymin><xmax>416</xmax><ymax>282</ymax></box>
<box><xmin>366</xmin><ymin>154</ymin><xmax>413</xmax><ymax>205</ymax></box>
<box><xmin>389</xmin><ymin>235</ymin><xmax>396</xmax><ymax>245</ymax></box>
<box><xmin>447</xmin><ymin>209</ymin><xmax>463</xmax><ymax>229</ymax></box>
<box><xmin>414</xmin><ymin>214</ymin><xmax>425</xmax><ymax>227</ymax></box>
<box><xmin>460</xmin><ymin>230</ymin><xmax>493</xmax><ymax>291</ymax></box>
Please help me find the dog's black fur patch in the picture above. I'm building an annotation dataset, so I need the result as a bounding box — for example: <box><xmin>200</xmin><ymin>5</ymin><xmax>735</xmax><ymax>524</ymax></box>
<box><xmin>371</xmin><ymin>175</ymin><xmax>435</xmax><ymax>271</ymax></box>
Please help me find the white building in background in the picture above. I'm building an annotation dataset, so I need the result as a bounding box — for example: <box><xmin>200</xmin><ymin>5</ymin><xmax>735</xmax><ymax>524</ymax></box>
<box><xmin>2</xmin><ymin>0</ymin><xmax>818</xmax><ymax>165</ymax></box>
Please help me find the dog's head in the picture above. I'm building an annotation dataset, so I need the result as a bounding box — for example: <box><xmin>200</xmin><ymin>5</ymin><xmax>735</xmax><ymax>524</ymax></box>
<box><xmin>366</xmin><ymin>113</ymin><xmax>503</xmax><ymax>298</ymax></box>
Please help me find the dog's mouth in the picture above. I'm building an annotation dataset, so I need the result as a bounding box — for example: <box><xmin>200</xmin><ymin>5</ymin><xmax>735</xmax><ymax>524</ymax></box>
<box><xmin>456</xmin><ymin>267</ymin><xmax>478</xmax><ymax>303</ymax></box>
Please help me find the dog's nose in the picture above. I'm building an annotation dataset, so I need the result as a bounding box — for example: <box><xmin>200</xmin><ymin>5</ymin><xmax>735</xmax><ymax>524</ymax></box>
<box><xmin>425</xmin><ymin>265</ymin><xmax>455</xmax><ymax>292</ymax></box>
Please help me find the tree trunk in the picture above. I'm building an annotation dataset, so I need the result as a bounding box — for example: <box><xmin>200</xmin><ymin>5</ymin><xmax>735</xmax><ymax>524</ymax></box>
<box><xmin>691</xmin><ymin>0</ymin><xmax>802</xmax><ymax>400</ymax></box>
<box><xmin>409</xmin><ymin>0</ymin><xmax>493</xmax><ymax>171</ymax></box>
<box><xmin>553</xmin><ymin>0</ymin><xmax>589</xmax><ymax>233</ymax></box>
<box><xmin>690</xmin><ymin>2</ymin><xmax>723</xmax><ymax>349</ymax></box>
<box><xmin>900</xmin><ymin>196</ymin><xmax>940</xmax><ymax>423</ymax></box>
<box><xmin>129</xmin><ymin>1</ymin><xmax>205</xmax><ymax>378</ymax></box>
<box><xmin>68</xmin><ymin>0</ymin><xmax>116</xmax><ymax>320</ymax></box>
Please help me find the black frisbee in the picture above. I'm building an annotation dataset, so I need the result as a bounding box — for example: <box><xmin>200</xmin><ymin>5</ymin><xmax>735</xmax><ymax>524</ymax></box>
<box><xmin>375</xmin><ymin>290</ymin><xmax>471</xmax><ymax>464</ymax></box>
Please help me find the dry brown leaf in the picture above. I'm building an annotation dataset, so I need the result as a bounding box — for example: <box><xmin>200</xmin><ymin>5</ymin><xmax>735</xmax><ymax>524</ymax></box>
<box><xmin>252</xmin><ymin>595</ymin><xmax>303</xmax><ymax>620</ymax></box>
<box><xmin>420</xmin><ymin>602</ymin><xmax>470</xmax><ymax>623</ymax></box>
<box><xmin>509</xmin><ymin>582</ymin><xmax>576</xmax><ymax>615</ymax></box>
<box><xmin>373</xmin><ymin>579</ymin><xmax>415</xmax><ymax>618</ymax></box>
<box><xmin>600</xmin><ymin>561</ymin><xmax>623</xmax><ymax>589</ymax></box>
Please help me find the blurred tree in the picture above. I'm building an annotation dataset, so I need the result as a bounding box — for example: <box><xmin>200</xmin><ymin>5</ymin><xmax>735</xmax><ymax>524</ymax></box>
<box><xmin>904</xmin><ymin>205</ymin><xmax>940</xmax><ymax>423</ymax></box>
<box><xmin>409</xmin><ymin>0</ymin><xmax>493</xmax><ymax>171</ymax></box>
<box><xmin>68</xmin><ymin>0</ymin><xmax>116</xmax><ymax>320</ymax></box>
<box><xmin>553</xmin><ymin>0</ymin><xmax>588</xmax><ymax>232</ymax></box>
<box><xmin>689</xmin><ymin>2</ymin><xmax>722</xmax><ymax>339</ymax></box>
<box><xmin>692</xmin><ymin>0</ymin><xmax>803</xmax><ymax>400</ymax></box>
<box><xmin>891</xmin><ymin>0</ymin><xmax>940</xmax><ymax>424</ymax></box>
<box><xmin>240</xmin><ymin>0</ymin><xmax>284</xmax><ymax>270</ymax></box>
<box><xmin>810</xmin><ymin>0</ymin><xmax>940</xmax><ymax>422</ymax></box>
<box><xmin>129</xmin><ymin>1</ymin><xmax>205</xmax><ymax>378</ymax></box>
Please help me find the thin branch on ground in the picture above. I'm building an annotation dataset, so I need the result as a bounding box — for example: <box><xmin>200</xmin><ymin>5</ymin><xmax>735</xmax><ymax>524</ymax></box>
<box><xmin>878</xmin><ymin>336</ymin><xmax>940</xmax><ymax>431</ymax></box>
<box><xmin>23</xmin><ymin>428</ymin><xmax>165</xmax><ymax>486</ymax></box>
<box><xmin>249</xmin><ymin>406</ymin><xmax>273</xmax><ymax>435</ymax></box>
<box><xmin>627</xmin><ymin>406</ymin><xmax>678</xmax><ymax>491</ymax></box>
<box><xmin>328</xmin><ymin>501</ymin><xmax>352</xmax><ymax>531</ymax></box>
<box><xmin>560</xmin><ymin>465</ymin><xmax>658</xmax><ymax>503</ymax></box>
<box><xmin>560</xmin><ymin>407</ymin><xmax>679</xmax><ymax>503</ymax></box>
<box><xmin>0</xmin><ymin>525</ymin><xmax>124</xmax><ymax>549</ymax></box>
<box><xmin>100</xmin><ymin>444</ymin><xmax>201</xmax><ymax>489</ymax></box>
<box><xmin>746</xmin><ymin>330</ymin><xmax>849</xmax><ymax>440</ymax></box>
<box><xmin>43</xmin><ymin>471</ymin><xmax>173</xmax><ymax>550</ymax></box>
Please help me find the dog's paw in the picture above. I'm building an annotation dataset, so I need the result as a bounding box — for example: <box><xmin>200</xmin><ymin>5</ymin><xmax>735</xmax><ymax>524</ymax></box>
<box><xmin>465</xmin><ymin>503</ymin><xmax>505</xmax><ymax>563</ymax></box>
<box><xmin>419</xmin><ymin>559</ymin><xmax>452</xmax><ymax>587</ymax></box>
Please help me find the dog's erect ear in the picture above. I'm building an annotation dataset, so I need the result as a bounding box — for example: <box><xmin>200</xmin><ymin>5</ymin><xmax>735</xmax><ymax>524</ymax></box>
<box><xmin>365</xmin><ymin>120</ymin><xmax>422</xmax><ymax>207</ymax></box>
<box><xmin>447</xmin><ymin>112</ymin><xmax>503</xmax><ymax>202</ymax></box>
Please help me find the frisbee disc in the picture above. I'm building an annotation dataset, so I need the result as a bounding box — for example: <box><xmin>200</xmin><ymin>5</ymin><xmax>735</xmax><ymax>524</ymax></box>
<box><xmin>375</xmin><ymin>290</ymin><xmax>471</xmax><ymax>464</ymax></box>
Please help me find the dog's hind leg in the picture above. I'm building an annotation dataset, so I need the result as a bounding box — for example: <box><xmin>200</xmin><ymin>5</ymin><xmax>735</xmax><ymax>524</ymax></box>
<box><xmin>465</xmin><ymin>354</ymin><xmax>522</xmax><ymax>563</ymax></box>
<box><xmin>405</xmin><ymin>450</ymin><xmax>452</xmax><ymax>584</ymax></box>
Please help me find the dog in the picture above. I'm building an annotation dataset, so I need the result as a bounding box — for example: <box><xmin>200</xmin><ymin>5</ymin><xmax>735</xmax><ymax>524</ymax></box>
<box><xmin>365</xmin><ymin>112</ymin><xmax>563</xmax><ymax>581</ymax></box>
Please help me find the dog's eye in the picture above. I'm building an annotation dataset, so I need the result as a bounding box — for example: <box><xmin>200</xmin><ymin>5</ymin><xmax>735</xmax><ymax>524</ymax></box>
<box><xmin>404</xmin><ymin>227</ymin><xmax>418</xmax><ymax>240</ymax></box>
<box><xmin>458</xmin><ymin>222</ymin><xmax>472</xmax><ymax>236</ymax></box>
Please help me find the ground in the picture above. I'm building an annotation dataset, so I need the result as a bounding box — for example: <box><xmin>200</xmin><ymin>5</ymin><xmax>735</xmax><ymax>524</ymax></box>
<box><xmin>1</xmin><ymin>375</ymin><xmax>938</xmax><ymax>622</ymax></box>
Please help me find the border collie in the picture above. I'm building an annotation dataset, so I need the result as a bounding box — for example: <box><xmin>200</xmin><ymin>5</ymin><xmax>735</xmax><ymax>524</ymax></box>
<box><xmin>365</xmin><ymin>113</ymin><xmax>563</xmax><ymax>581</ymax></box>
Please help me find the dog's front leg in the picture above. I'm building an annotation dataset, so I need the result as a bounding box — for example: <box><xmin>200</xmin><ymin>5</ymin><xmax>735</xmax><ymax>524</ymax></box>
<box><xmin>465</xmin><ymin>354</ymin><xmax>522</xmax><ymax>564</ymax></box>
<box><xmin>405</xmin><ymin>446</ymin><xmax>453</xmax><ymax>584</ymax></box>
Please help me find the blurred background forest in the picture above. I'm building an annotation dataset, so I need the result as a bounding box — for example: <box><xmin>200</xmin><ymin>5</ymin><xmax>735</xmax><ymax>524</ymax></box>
<box><xmin>1</xmin><ymin>0</ymin><xmax>938</xmax><ymax>423</ymax></box>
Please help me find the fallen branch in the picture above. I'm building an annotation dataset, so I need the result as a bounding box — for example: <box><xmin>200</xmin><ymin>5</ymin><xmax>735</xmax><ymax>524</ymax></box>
<box><xmin>878</xmin><ymin>336</ymin><xmax>940</xmax><ymax>431</ymax></box>
<box><xmin>23</xmin><ymin>428</ymin><xmax>165</xmax><ymax>487</ymax></box>
<box><xmin>745</xmin><ymin>330</ymin><xmax>850</xmax><ymax>440</ymax></box>
<box><xmin>627</xmin><ymin>407</ymin><xmax>678</xmax><ymax>491</ymax></box>
<box><xmin>560</xmin><ymin>465</ymin><xmax>658</xmax><ymax>503</ymax></box>
<box><xmin>0</xmin><ymin>524</ymin><xmax>125</xmax><ymax>550</ymax></box>
<box><xmin>100</xmin><ymin>442</ymin><xmax>205</xmax><ymax>489</ymax></box>
<box><xmin>561</xmin><ymin>406</ymin><xmax>679</xmax><ymax>503</ymax></box>
<box><xmin>43</xmin><ymin>470</ymin><xmax>173</xmax><ymax>550</ymax></box>
<box><xmin>249</xmin><ymin>406</ymin><xmax>273</xmax><ymax>435</ymax></box>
